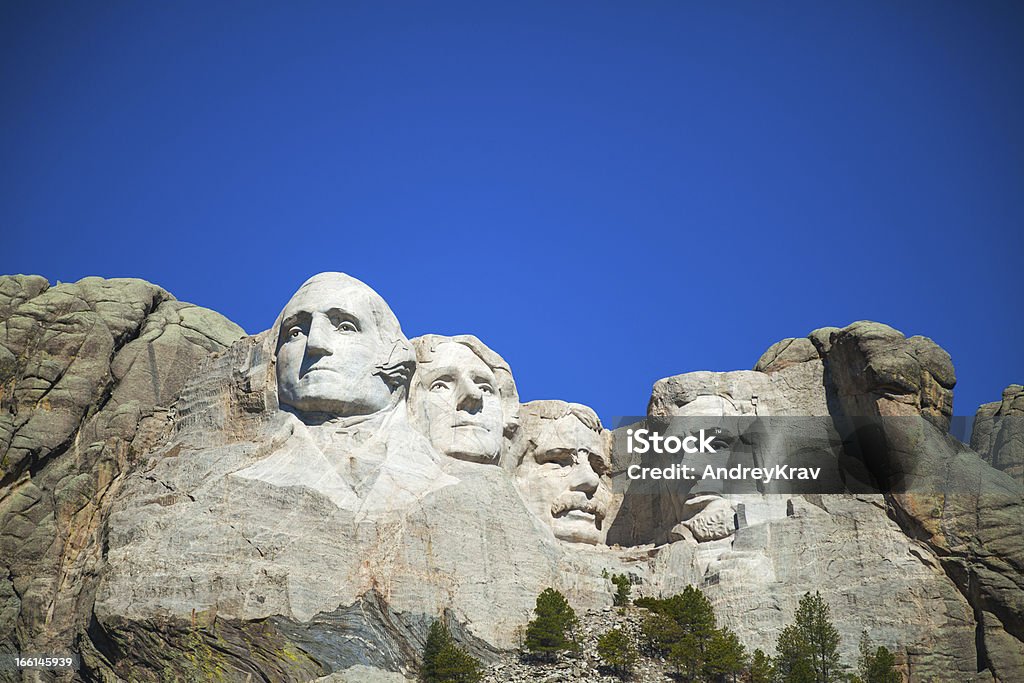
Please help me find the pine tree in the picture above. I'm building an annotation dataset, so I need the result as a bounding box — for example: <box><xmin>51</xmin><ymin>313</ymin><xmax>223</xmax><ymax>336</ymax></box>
<box><xmin>640</xmin><ymin>612</ymin><xmax>683</xmax><ymax>655</ymax></box>
<box><xmin>864</xmin><ymin>647</ymin><xmax>899</xmax><ymax>683</ymax></box>
<box><xmin>637</xmin><ymin>586</ymin><xmax>718</xmax><ymax>672</ymax></box>
<box><xmin>774</xmin><ymin>623</ymin><xmax>815</xmax><ymax>683</ymax></box>
<box><xmin>668</xmin><ymin>633</ymin><xmax>705</xmax><ymax>682</ymax></box>
<box><xmin>749</xmin><ymin>648</ymin><xmax>774</xmax><ymax>683</ymax></box>
<box><xmin>670</xmin><ymin>586</ymin><xmax>717</xmax><ymax>638</ymax></box>
<box><xmin>775</xmin><ymin>592</ymin><xmax>842</xmax><ymax>683</ymax></box>
<box><xmin>705</xmin><ymin>627</ymin><xmax>746</xmax><ymax>682</ymax></box>
<box><xmin>857</xmin><ymin>632</ymin><xmax>900</xmax><ymax>683</ymax></box>
<box><xmin>420</xmin><ymin>621</ymin><xmax>482</xmax><ymax>683</ymax></box>
<box><xmin>596</xmin><ymin>627</ymin><xmax>637</xmax><ymax>678</ymax></box>
<box><xmin>524</xmin><ymin>588</ymin><xmax>579</xmax><ymax>662</ymax></box>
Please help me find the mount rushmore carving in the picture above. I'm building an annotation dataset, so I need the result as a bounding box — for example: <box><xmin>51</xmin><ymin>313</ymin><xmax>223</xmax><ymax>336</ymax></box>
<box><xmin>0</xmin><ymin>272</ymin><xmax>1020</xmax><ymax>682</ymax></box>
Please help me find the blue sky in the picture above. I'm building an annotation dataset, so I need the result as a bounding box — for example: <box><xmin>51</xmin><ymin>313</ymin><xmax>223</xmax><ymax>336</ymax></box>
<box><xmin>3</xmin><ymin>2</ymin><xmax>1021</xmax><ymax>423</ymax></box>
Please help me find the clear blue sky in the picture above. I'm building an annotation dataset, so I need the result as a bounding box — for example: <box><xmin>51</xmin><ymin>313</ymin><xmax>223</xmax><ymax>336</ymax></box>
<box><xmin>3</xmin><ymin>2</ymin><xmax>1021</xmax><ymax>423</ymax></box>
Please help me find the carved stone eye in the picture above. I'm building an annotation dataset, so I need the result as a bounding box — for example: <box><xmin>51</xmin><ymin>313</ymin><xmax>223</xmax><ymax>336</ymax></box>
<box><xmin>289</xmin><ymin>327</ymin><xmax>302</xmax><ymax>338</ymax></box>
<box><xmin>540</xmin><ymin>449</ymin><xmax>574</xmax><ymax>467</ymax></box>
<box><xmin>336</xmin><ymin>321</ymin><xmax>357</xmax><ymax>332</ymax></box>
<box><xmin>430</xmin><ymin>380</ymin><xmax>451</xmax><ymax>392</ymax></box>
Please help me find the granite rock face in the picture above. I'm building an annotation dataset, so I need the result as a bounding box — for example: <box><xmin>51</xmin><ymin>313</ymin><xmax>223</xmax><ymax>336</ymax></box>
<box><xmin>1</xmin><ymin>276</ymin><xmax>1021</xmax><ymax>682</ymax></box>
<box><xmin>0</xmin><ymin>275</ymin><xmax>244</xmax><ymax>680</ymax></box>
<box><xmin>973</xmin><ymin>384</ymin><xmax>1024</xmax><ymax>484</ymax></box>
<box><xmin>794</xmin><ymin>321</ymin><xmax>1022</xmax><ymax>681</ymax></box>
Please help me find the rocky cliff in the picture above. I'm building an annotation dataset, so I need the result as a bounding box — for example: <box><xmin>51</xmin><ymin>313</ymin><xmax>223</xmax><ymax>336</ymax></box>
<box><xmin>0</xmin><ymin>274</ymin><xmax>1020</xmax><ymax>682</ymax></box>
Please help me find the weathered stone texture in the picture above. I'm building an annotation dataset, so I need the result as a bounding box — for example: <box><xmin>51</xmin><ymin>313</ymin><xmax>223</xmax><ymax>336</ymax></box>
<box><xmin>820</xmin><ymin>322</ymin><xmax>1023</xmax><ymax>682</ymax></box>
<box><xmin>973</xmin><ymin>384</ymin><xmax>1024</xmax><ymax>484</ymax></box>
<box><xmin>0</xmin><ymin>275</ymin><xmax>243</xmax><ymax>682</ymax></box>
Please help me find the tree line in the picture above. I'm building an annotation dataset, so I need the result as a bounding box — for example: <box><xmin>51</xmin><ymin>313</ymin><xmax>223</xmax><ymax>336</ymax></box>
<box><xmin>419</xmin><ymin>579</ymin><xmax>901</xmax><ymax>683</ymax></box>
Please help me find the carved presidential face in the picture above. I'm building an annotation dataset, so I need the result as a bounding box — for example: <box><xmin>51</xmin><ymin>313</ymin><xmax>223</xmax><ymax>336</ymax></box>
<box><xmin>516</xmin><ymin>410</ymin><xmax>612</xmax><ymax>545</ymax></box>
<box><xmin>413</xmin><ymin>341</ymin><xmax>505</xmax><ymax>463</ymax></box>
<box><xmin>276</xmin><ymin>274</ymin><xmax>401</xmax><ymax>418</ymax></box>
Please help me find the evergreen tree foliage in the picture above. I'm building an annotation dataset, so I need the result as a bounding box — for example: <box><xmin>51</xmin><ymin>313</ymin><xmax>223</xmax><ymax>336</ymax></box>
<box><xmin>774</xmin><ymin>592</ymin><xmax>842</xmax><ymax>683</ymax></box>
<box><xmin>420</xmin><ymin>620</ymin><xmax>482</xmax><ymax>683</ymax></box>
<box><xmin>667</xmin><ymin>633</ymin><xmax>705</xmax><ymax>682</ymax></box>
<box><xmin>774</xmin><ymin>623</ymin><xmax>815</xmax><ymax>683</ymax></box>
<box><xmin>523</xmin><ymin>588</ymin><xmax>579</xmax><ymax>661</ymax></box>
<box><xmin>637</xmin><ymin>585</ymin><xmax>719</xmax><ymax>677</ymax></box>
<box><xmin>705</xmin><ymin>627</ymin><xmax>746</xmax><ymax>682</ymax></box>
<box><xmin>749</xmin><ymin>648</ymin><xmax>774</xmax><ymax>683</ymax></box>
<box><xmin>636</xmin><ymin>586</ymin><xmax>716</xmax><ymax>639</ymax></box>
<box><xmin>611</xmin><ymin>573</ymin><xmax>632</xmax><ymax>607</ymax></box>
<box><xmin>596</xmin><ymin>627</ymin><xmax>637</xmax><ymax>678</ymax></box>
<box><xmin>640</xmin><ymin>612</ymin><xmax>683</xmax><ymax>655</ymax></box>
<box><xmin>857</xmin><ymin>632</ymin><xmax>900</xmax><ymax>683</ymax></box>
<box><xmin>863</xmin><ymin>647</ymin><xmax>899</xmax><ymax>683</ymax></box>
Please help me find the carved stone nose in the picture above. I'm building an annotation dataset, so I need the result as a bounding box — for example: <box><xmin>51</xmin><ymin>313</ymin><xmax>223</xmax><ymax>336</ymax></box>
<box><xmin>305</xmin><ymin>315</ymin><xmax>334</xmax><ymax>357</ymax></box>
<box><xmin>570</xmin><ymin>456</ymin><xmax>599</xmax><ymax>496</ymax></box>
<box><xmin>457</xmin><ymin>382</ymin><xmax>484</xmax><ymax>412</ymax></box>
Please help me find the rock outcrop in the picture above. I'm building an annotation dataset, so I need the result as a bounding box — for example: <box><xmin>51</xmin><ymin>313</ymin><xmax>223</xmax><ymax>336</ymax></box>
<box><xmin>0</xmin><ymin>275</ymin><xmax>244</xmax><ymax>681</ymax></box>
<box><xmin>973</xmin><ymin>385</ymin><xmax>1024</xmax><ymax>484</ymax></box>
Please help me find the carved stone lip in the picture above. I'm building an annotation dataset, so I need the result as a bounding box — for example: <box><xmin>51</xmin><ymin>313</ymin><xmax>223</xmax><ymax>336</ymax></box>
<box><xmin>452</xmin><ymin>420</ymin><xmax>489</xmax><ymax>429</ymax></box>
<box><xmin>301</xmin><ymin>365</ymin><xmax>339</xmax><ymax>378</ymax></box>
<box><xmin>553</xmin><ymin>506</ymin><xmax>605</xmax><ymax>523</ymax></box>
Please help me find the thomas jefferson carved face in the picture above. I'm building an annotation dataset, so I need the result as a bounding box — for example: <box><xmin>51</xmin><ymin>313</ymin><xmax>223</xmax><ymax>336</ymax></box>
<box><xmin>276</xmin><ymin>273</ymin><xmax>410</xmax><ymax>419</ymax></box>
<box><xmin>516</xmin><ymin>403</ymin><xmax>612</xmax><ymax>545</ymax></box>
<box><xmin>412</xmin><ymin>341</ymin><xmax>505</xmax><ymax>463</ymax></box>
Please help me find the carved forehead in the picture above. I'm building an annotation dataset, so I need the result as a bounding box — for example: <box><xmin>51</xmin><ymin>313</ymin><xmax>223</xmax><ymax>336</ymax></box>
<box><xmin>414</xmin><ymin>335</ymin><xmax>509</xmax><ymax>373</ymax></box>
<box><xmin>280</xmin><ymin>273</ymin><xmax>389</xmax><ymax>323</ymax></box>
<box><xmin>534</xmin><ymin>414</ymin><xmax>606</xmax><ymax>455</ymax></box>
<box><xmin>675</xmin><ymin>394</ymin><xmax>740</xmax><ymax>416</ymax></box>
<box><xmin>417</xmin><ymin>341</ymin><xmax>495</xmax><ymax>378</ymax></box>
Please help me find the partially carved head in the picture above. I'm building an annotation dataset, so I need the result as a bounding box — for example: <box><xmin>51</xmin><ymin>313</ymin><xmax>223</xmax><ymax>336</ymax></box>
<box><xmin>274</xmin><ymin>272</ymin><xmax>414</xmax><ymax>420</ymax></box>
<box><xmin>516</xmin><ymin>400</ymin><xmax>613</xmax><ymax>545</ymax></box>
<box><xmin>409</xmin><ymin>335</ymin><xmax>519</xmax><ymax>464</ymax></box>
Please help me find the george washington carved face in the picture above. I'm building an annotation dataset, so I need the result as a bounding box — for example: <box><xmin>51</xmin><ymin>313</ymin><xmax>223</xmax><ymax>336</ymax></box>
<box><xmin>275</xmin><ymin>273</ymin><xmax>413</xmax><ymax>419</ymax></box>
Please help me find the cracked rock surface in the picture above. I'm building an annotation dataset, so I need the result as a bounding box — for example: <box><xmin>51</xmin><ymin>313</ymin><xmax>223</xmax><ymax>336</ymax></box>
<box><xmin>0</xmin><ymin>275</ymin><xmax>243</xmax><ymax>681</ymax></box>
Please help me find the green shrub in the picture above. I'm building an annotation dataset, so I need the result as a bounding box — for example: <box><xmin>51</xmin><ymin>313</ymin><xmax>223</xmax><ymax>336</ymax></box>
<box><xmin>610</xmin><ymin>573</ymin><xmax>631</xmax><ymax>607</ymax></box>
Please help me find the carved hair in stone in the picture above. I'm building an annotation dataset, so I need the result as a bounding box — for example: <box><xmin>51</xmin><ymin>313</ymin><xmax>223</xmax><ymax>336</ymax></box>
<box><xmin>515</xmin><ymin>400</ymin><xmax>614</xmax><ymax>545</ymax></box>
<box><xmin>409</xmin><ymin>334</ymin><xmax>520</xmax><ymax>465</ymax></box>
<box><xmin>274</xmin><ymin>272</ymin><xmax>415</xmax><ymax>422</ymax></box>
